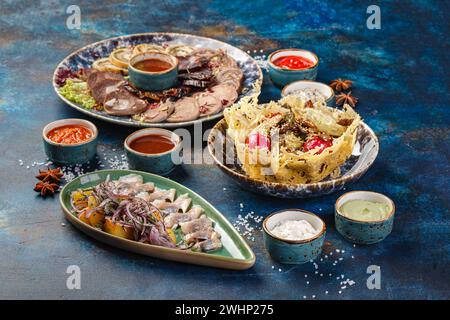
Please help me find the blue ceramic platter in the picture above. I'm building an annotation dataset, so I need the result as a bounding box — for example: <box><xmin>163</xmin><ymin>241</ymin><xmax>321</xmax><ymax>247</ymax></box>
<box><xmin>53</xmin><ymin>32</ymin><xmax>262</xmax><ymax>128</ymax></box>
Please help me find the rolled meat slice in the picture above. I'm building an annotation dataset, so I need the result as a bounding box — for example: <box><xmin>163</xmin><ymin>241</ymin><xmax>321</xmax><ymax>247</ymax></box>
<box><xmin>194</xmin><ymin>92</ymin><xmax>222</xmax><ymax>117</ymax></box>
<box><xmin>166</xmin><ymin>97</ymin><xmax>200</xmax><ymax>122</ymax></box>
<box><xmin>139</xmin><ymin>100</ymin><xmax>175</xmax><ymax>123</ymax></box>
<box><xmin>208</xmin><ymin>83</ymin><xmax>238</xmax><ymax>109</ymax></box>
<box><xmin>103</xmin><ymin>88</ymin><xmax>148</xmax><ymax>116</ymax></box>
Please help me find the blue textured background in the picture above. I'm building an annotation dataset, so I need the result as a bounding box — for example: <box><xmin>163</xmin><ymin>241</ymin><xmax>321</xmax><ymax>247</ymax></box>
<box><xmin>0</xmin><ymin>0</ymin><xmax>449</xmax><ymax>299</ymax></box>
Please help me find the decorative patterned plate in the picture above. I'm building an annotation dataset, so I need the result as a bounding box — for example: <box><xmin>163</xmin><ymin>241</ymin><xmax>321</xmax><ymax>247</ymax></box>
<box><xmin>208</xmin><ymin>119</ymin><xmax>379</xmax><ymax>199</ymax></box>
<box><xmin>60</xmin><ymin>169</ymin><xmax>256</xmax><ymax>270</ymax></box>
<box><xmin>53</xmin><ymin>32</ymin><xmax>262</xmax><ymax>128</ymax></box>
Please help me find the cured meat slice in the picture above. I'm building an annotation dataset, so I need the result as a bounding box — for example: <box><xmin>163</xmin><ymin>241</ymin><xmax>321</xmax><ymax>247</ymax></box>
<box><xmin>192</xmin><ymin>231</ymin><xmax>222</xmax><ymax>252</ymax></box>
<box><xmin>139</xmin><ymin>100</ymin><xmax>175</xmax><ymax>123</ymax></box>
<box><xmin>215</xmin><ymin>67</ymin><xmax>243</xmax><ymax>85</ymax></box>
<box><xmin>194</xmin><ymin>92</ymin><xmax>222</xmax><ymax>117</ymax></box>
<box><xmin>166</xmin><ymin>97</ymin><xmax>200</xmax><ymax>122</ymax></box>
<box><xmin>103</xmin><ymin>88</ymin><xmax>148</xmax><ymax>116</ymax></box>
<box><xmin>164</xmin><ymin>205</ymin><xmax>204</xmax><ymax>229</ymax></box>
<box><xmin>208</xmin><ymin>84</ymin><xmax>238</xmax><ymax>109</ymax></box>
<box><xmin>148</xmin><ymin>188</ymin><xmax>176</xmax><ymax>202</ymax></box>
<box><xmin>180</xmin><ymin>216</ymin><xmax>213</xmax><ymax>234</ymax></box>
<box><xmin>184</xmin><ymin>229</ymin><xmax>213</xmax><ymax>243</ymax></box>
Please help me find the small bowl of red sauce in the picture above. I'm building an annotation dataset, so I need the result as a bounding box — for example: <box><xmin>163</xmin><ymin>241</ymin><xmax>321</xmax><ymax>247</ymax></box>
<box><xmin>42</xmin><ymin>119</ymin><xmax>98</xmax><ymax>165</ymax></box>
<box><xmin>124</xmin><ymin>128</ymin><xmax>182</xmax><ymax>175</ymax></box>
<box><xmin>268</xmin><ymin>49</ymin><xmax>319</xmax><ymax>87</ymax></box>
<box><xmin>128</xmin><ymin>52</ymin><xmax>178</xmax><ymax>91</ymax></box>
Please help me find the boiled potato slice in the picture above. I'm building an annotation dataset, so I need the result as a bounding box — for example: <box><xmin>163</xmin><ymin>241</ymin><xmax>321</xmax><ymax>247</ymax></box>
<box><xmin>78</xmin><ymin>211</ymin><xmax>90</xmax><ymax>225</ymax></box>
<box><xmin>103</xmin><ymin>218</ymin><xmax>134</xmax><ymax>240</ymax></box>
<box><xmin>88</xmin><ymin>211</ymin><xmax>105</xmax><ymax>228</ymax></box>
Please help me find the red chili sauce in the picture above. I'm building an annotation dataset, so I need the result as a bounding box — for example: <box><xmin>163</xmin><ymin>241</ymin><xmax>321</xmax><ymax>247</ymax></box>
<box><xmin>129</xmin><ymin>134</ymin><xmax>175</xmax><ymax>154</ymax></box>
<box><xmin>272</xmin><ymin>55</ymin><xmax>315</xmax><ymax>70</ymax></box>
<box><xmin>47</xmin><ymin>125</ymin><xmax>93</xmax><ymax>144</ymax></box>
<box><xmin>133</xmin><ymin>59</ymin><xmax>173</xmax><ymax>72</ymax></box>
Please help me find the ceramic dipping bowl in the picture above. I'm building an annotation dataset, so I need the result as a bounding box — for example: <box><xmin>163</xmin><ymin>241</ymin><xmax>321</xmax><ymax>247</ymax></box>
<box><xmin>267</xmin><ymin>49</ymin><xmax>319</xmax><ymax>87</ymax></box>
<box><xmin>42</xmin><ymin>118</ymin><xmax>98</xmax><ymax>165</ymax></box>
<box><xmin>263</xmin><ymin>209</ymin><xmax>326</xmax><ymax>264</ymax></box>
<box><xmin>124</xmin><ymin>128</ymin><xmax>182</xmax><ymax>176</ymax></box>
<box><xmin>335</xmin><ymin>191</ymin><xmax>395</xmax><ymax>245</ymax></box>
<box><xmin>281</xmin><ymin>80</ymin><xmax>335</xmax><ymax>106</ymax></box>
<box><xmin>128</xmin><ymin>52</ymin><xmax>178</xmax><ymax>91</ymax></box>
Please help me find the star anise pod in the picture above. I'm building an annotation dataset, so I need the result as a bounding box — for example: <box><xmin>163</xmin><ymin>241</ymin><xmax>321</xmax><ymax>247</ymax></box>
<box><xmin>330</xmin><ymin>79</ymin><xmax>353</xmax><ymax>92</ymax></box>
<box><xmin>336</xmin><ymin>91</ymin><xmax>358</xmax><ymax>107</ymax></box>
<box><xmin>34</xmin><ymin>181</ymin><xmax>59</xmax><ymax>197</ymax></box>
<box><xmin>36</xmin><ymin>167</ymin><xmax>63</xmax><ymax>183</ymax></box>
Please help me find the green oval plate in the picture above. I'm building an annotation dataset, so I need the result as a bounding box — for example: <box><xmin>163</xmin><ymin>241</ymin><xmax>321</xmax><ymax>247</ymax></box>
<box><xmin>60</xmin><ymin>169</ymin><xmax>256</xmax><ymax>270</ymax></box>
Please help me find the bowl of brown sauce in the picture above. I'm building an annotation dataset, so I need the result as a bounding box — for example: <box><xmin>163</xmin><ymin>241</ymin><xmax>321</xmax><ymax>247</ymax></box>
<box><xmin>124</xmin><ymin>128</ymin><xmax>181</xmax><ymax>175</ymax></box>
<box><xmin>128</xmin><ymin>52</ymin><xmax>178</xmax><ymax>91</ymax></box>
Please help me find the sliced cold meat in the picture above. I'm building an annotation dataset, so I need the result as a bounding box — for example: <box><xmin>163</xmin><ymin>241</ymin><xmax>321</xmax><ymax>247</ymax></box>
<box><xmin>209</xmin><ymin>50</ymin><xmax>238</xmax><ymax>69</ymax></box>
<box><xmin>180</xmin><ymin>216</ymin><xmax>213</xmax><ymax>234</ymax></box>
<box><xmin>138</xmin><ymin>100</ymin><xmax>175</xmax><ymax>123</ymax></box>
<box><xmin>86</xmin><ymin>69</ymin><xmax>123</xmax><ymax>89</ymax></box>
<box><xmin>192</xmin><ymin>231</ymin><xmax>222</xmax><ymax>252</ymax></box>
<box><xmin>209</xmin><ymin>83</ymin><xmax>238</xmax><ymax>109</ymax></box>
<box><xmin>215</xmin><ymin>67</ymin><xmax>243</xmax><ymax>89</ymax></box>
<box><xmin>103</xmin><ymin>88</ymin><xmax>148</xmax><ymax>116</ymax></box>
<box><xmin>166</xmin><ymin>97</ymin><xmax>200</xmax><ymax>122</ymax></box>
<box><xmin>91</xmin><ymin>79</ymin><xmax>126</xmax><ymax>103</ymax></box>
<box><xmin>194</xmin><ymin>92</ymin><xmax>222</xmax><ymax>117</ymax></box>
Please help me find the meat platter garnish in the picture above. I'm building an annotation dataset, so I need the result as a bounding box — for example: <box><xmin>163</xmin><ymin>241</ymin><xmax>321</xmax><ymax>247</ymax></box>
<box><xmin>58</xmin><ymin>44</ymin><xmax>244</xmax><ymax>123</ymax></box>
<box><xmin>70</xmin><ymin>174</ymin><xmax>223</xmax><ymax>252</ymax></box>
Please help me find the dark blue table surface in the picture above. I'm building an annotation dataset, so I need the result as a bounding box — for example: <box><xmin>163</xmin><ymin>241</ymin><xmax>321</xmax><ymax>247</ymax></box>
<box><xmin>0</xmin><ymin>0</ymin><xmax>449</xmax><ymax>299</ymax></box>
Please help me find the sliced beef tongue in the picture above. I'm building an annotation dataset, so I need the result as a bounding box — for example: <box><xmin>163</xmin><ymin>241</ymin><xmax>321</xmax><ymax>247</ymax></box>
<box><xmin>139</xmin><ymin>100</ymin><xmax>175</xmax><ymax>123</ymax></box>
<box><xmin>166</xmin><ymin>97</ymin><xmax>200</xmax><ymax>122</ymax></box>
<box><xmin>85</xmin><ymin>69</ymin><xmax>148</xmax><ymax>116</ymax></box>
<box><xmin>208</xmin><ymin>83</ymin><xmax>238</xmax><ymax>109</ymax></box>
<box><xmin>103</xmin><ymin>88</ymin><xmax>148</xmax><ymax>116</ymax></box>
<box><xmin>194</xmin><ymin>92</ymin><xmax>222</xmax><ymax>117</ymax></box>
<box><xmin>86</xmin><ymin>69</ymin><xmax>123</xmax><ymax>90</ymax></box>
<box><xmin>91</xmin><ymin>79</ymin><xmax>126</xmax><ymax>104</ymax></box>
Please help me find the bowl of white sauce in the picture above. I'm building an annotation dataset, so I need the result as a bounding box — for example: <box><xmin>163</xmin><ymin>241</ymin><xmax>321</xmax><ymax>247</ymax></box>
<box><xmin>281</xmin><ymin>80</ymin><xmax>335</xmax><ymax>106</ymax></box>
<box><xmin>263</xmin><ymin>209</ymin><xmax>326</xmax><ymax>264</ymax></box>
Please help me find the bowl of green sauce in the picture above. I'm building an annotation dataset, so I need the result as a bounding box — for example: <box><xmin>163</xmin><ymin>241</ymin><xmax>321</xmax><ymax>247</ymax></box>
<box><xmin>335</xmin><ymin>191</ymin><xmax>395</xmax><ymax>244</ymax></box>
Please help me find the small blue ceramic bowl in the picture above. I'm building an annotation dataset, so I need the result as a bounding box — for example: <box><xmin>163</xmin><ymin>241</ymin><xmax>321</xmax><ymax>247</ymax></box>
<box><xmin>263</xmin><ymin>209</ymin><xmax>326</xmax><ymax>264</ymax></box>
<box><xmin>42</xmin><ymin>118</ymin><xmax>98</xmax><ymax>165</ymax></box>
<box><xmin>281</xmin><ymin>80</ymin><xmax>335</xmax><ymax>106</ymax></box>
<box><xmin>268</xmin><ymin>49</ymin><xmax>319</xmax><ymax>87</ymax></box>
<box><xmin>335</xmin><ymin>191</ymin><xmax>395</xmax><ymax>245</ymax></box>
<box><xmin>124</xmin><ymin>128</ymin><xmax>182</xmax><ymax>176</ymax></box>
<box><xmin>128</xmin><ymin>52</ymin><xmax>178</xmax><ymax>91</ymax></box>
